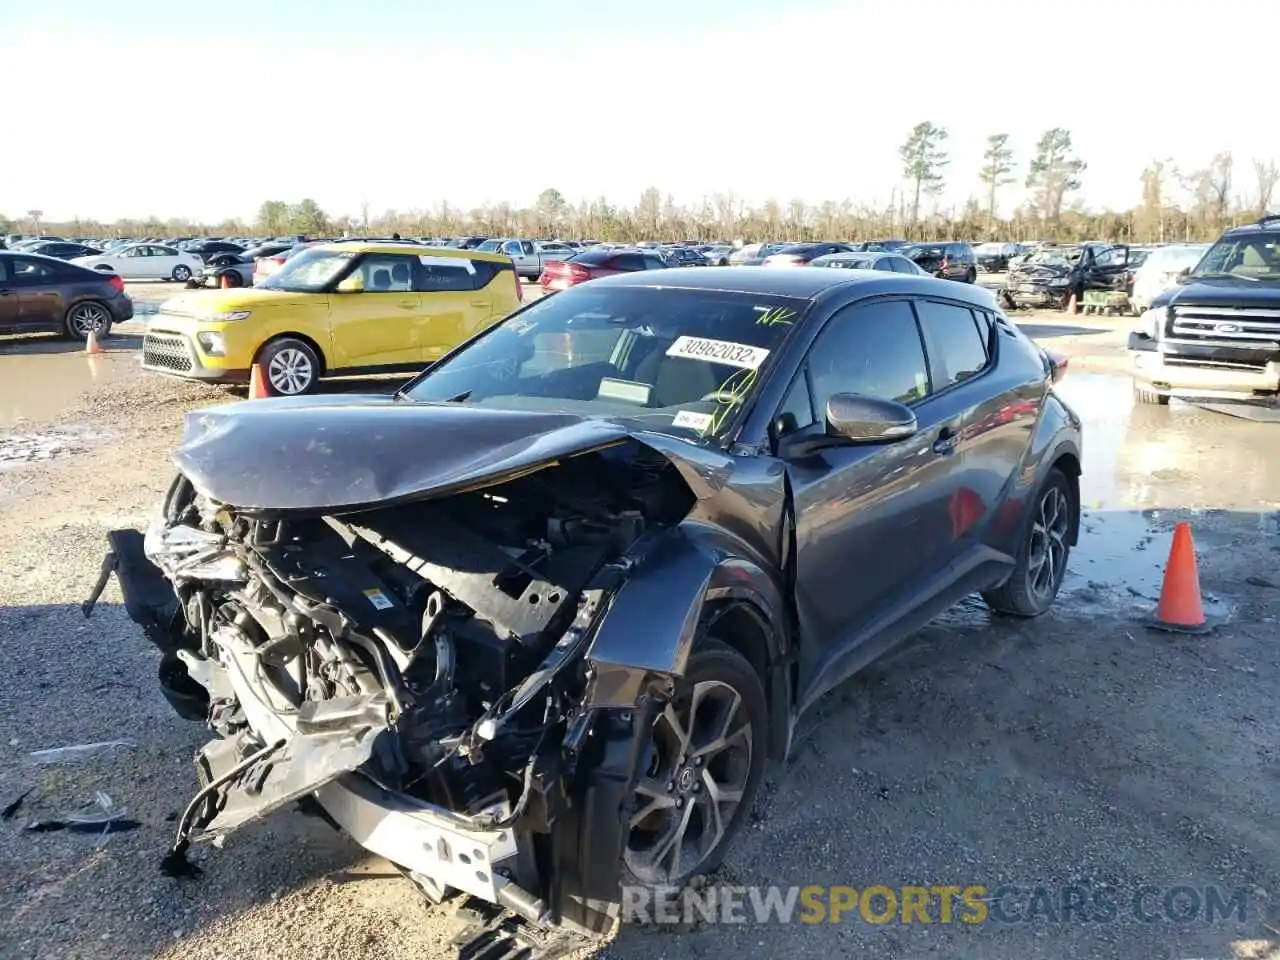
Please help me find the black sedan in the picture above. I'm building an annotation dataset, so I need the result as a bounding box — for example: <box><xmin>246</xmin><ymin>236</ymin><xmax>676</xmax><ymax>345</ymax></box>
<box><xmin>0</xmin><ymin>251</ymin><xmax>133</xmax><ymax>338</ymax></box>
<box><xmin>101</xmin><ymin>267</ymin><xmax>1080</xmax><ymax>938</ymax></box>
<box><xmin>22</xmin><ymin>240</ymin><xmax>102</xmax><ymax>261</ymax></box>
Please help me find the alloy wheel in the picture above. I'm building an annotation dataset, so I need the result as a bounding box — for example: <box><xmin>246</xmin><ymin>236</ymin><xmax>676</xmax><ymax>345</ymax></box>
<box><xmin>1027</xmin><ymin>485</ymin><xmax>1070</xmax><ymax>599</ymax></box>
<box><xmin>68</xmin><ymin>303</ymin><xmax>108</xmax><ymax>337</ymax></box>
<box><xmin>623</xmin><ymin>680</ymin><xmax>753</xmax><ymax>884</ymax></box>
<box><xmin>267</xmin><ymin>348</ymin><xmax>314</xmax><ymax>395</ymax></box>
<box><xmin>173</xmin><ymin>266</ymin><xmax>191</xmax><ymax>281</ymax></box>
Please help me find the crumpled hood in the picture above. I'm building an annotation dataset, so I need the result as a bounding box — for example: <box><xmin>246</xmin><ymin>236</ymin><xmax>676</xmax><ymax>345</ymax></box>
<box><xmin>1009</xmin><ymin>262</ymin><xmax>1069</xmax><ymax>282</ymax></box>
<box><xmin>174</xmin><ymin>395</ymin><xmax>730</xmax><ymax>514</ymax></box>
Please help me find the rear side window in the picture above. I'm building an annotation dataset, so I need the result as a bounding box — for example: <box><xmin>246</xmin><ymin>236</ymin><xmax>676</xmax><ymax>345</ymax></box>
<box><xmin>570</xmin><ymin>251</ymin><xmax>614</xmax><ymax>266</ymax></box>
<box><xmin>913</xmin><ymin>300</ymin><xmax>990</xmax><ymax>388</ymax></box>
<box><xmin>415</xmin><ymin>255</ymin><xmax>479</xmax><ymax>292</ymax></box>
<box><xmin>612</xmin><ymin>253</ymin><xmax>646</xmax><ymax>271</ymax></box>
<box><xmin>9</xmin><ymin>258</ymin><xmax>57</xmax><ymax>282</ymax></box>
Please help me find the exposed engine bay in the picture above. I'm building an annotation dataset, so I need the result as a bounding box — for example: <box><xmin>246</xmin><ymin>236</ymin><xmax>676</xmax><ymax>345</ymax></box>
<box><xmin>88</xmin><ymin>440</ymin><xmax>697</xmax><ymax>937</ymax></box>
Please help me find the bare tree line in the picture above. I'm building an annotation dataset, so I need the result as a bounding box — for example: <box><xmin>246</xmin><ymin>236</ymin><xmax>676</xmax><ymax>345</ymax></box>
<box><xmin>7</xmin><ymin>128</ymin><xmax>1277</xmax><ymax>246</ymax></box>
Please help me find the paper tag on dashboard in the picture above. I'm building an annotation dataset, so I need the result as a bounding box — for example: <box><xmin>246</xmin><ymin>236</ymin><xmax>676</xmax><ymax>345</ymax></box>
<box><xmin>666</xmin><ymin>336</ymin><xmax>770</xmax><ymax>369</ymax></box>
<box><xmin>363</xmin><ymin>588</ymin><xmax>394</xmax><ymax>610</ymax></box>
<box><xmin>672</xmin><ymin>410</ymin><xmax>714</xmax><ymax>431</ymax></box>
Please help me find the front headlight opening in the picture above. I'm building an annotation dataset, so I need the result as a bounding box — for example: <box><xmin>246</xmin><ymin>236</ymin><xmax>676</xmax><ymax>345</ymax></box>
<box><xmin>208</xmin><ymin>311</ymin><xmax>252</xmax><ymax>322</ymax></box>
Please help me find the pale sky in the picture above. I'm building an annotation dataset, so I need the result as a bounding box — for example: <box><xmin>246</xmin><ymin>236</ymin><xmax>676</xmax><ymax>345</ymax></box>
<box><xmin>2</xmin><ymin>0</ymin><xmax>1277</xmax><ymax>225</ymax></box>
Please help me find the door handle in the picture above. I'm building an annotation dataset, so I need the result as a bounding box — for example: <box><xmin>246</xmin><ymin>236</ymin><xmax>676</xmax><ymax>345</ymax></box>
<box><xmin>395</xmin><ymin>300</ymin><xmax>417</xmax><ymax>309</ymax></box>
<box><xmin>469</xmin><ymin>299</ymin><xmax>488</xmax><ymax>307</ymax></box>
<box><xmin>932</xmin><ymin>427</ymin><xmax>959</xmax><ymax>455</ymax></box>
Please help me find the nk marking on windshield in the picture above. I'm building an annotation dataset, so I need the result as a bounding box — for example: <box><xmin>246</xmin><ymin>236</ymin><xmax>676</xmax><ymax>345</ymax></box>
<box><xmin>665</xmin><ymin>335</ymin><xmax>770</xmax><ymax>369</ymax></box>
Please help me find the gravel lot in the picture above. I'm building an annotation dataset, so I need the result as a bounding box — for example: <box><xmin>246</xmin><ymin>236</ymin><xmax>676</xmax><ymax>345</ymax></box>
<box><xmin>1</xmin><ymin>278</ymin><xmax>1277</xmax><ymax>960</ymax></box>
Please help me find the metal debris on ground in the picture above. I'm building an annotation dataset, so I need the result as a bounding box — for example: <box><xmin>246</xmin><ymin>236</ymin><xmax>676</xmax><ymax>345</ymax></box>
<box><xmin>2</xmin><ymin>788</ymin><xmax>33</xmax><ymax>820</ymax></box>
<box><xmin>27</xmin><ymin>739</ymin><xmax>137</xmax><ymax>765</ymax></box>
<box><xmin>450</xmin><ymin>899</ymin><xmax>592</xmax><ymax>960</ymax></box>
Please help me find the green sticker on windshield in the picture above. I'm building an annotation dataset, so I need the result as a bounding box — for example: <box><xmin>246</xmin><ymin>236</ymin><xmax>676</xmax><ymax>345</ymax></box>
<box><xmin>754</xmin><ymin>306</ymin><xmax>796</xmax><ymax>327</ymax></box>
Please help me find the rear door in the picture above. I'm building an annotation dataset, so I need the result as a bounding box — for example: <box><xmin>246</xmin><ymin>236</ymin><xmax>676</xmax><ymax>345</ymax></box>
<box><xmin>327</xmin><ymin>253</ymin><xmax>425</xmax><ymax>368</ymax></box>
<box><xmin>148</xmin><ymin>245</ymin><xmax>182</xmax><ymax>279</ymax></box>
<box><xmin>910</xmin><ymin>298</ymin><xmax>1013</xmax><ymax>564</ymax></box>
<box><xmin>413</xmin><ymin>253</ymin><xmax>495</xmax><ymax>363</ymax></box>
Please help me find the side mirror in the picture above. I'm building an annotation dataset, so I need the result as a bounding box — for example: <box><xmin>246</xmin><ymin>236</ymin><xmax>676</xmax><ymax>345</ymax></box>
<box><xmin>337</xmin><ymin>272</ymin><xmax>364</xmax><ymax>293</ymax></box>
<box><xmin>826</xmin><ymin>393</ymin><xmax>917</xmax><ymax>442</ymax></box>
<box><xmin>1175</xmin><ymin>267</ymin><xmax>1191</xmax><ymax>284</ymax></box>
<box><xmin>775</xmin><ymin>393</ymin><xmax>917</xmax><ymax>458</ymax></box>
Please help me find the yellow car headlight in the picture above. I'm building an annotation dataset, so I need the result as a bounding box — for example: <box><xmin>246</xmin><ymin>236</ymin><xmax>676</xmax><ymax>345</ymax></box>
<box><xmin>208</xmin><ymin>310</ymin><xmax>252</xmax><ymax>322</ymax></box>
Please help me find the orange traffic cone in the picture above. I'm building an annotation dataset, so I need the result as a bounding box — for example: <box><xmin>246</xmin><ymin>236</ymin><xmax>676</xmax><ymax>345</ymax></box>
<box><xmin>85</xmin><ymin>329</ymin><xmax>104</xmax><ymax>354</ymax></box>
<box><xmin>1147</xmin><ymin>522</ymin><xmax>1212</xmax><ymax>633</ymax></box>
<box><xmin>247</xmin><ymin>362</ymin><xmax>271</xmax><ymax>399</ymax></box>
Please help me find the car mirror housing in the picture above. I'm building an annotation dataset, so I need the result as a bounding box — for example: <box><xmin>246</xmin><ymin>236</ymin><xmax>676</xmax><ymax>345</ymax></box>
<box><xmin>775</xmin><ymin>393</ymin><xmax>917</xmax><ymax>458</ymax></box>
<box><xmin>826</xmin><ymin>393</ymin><xmax>917</xmax><ymax>442</ymax></box>
<box><xmin>337</xmin><ymin>273</ymin><xmax>364</xmax><ymax>293</ymax></box>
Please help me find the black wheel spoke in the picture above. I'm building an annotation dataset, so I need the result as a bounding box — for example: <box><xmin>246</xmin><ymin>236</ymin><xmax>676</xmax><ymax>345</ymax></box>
<box><xmin>624</xmin><ymin>677</ymin><xmax>754</xmax><ymax>885</ymax></box>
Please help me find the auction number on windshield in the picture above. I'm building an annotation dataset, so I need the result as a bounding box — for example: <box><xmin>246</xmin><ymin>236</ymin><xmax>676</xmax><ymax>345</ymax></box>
<box><xmin>666</xmin><ymin>336</ymin><xmax>770</xmax><ymax>370</ymax></box>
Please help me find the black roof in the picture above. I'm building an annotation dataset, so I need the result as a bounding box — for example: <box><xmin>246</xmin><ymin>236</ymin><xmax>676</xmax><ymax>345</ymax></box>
<box><xmin>1224</xmin><ymin>214</ymin><xmax>1280</xmax><ymax>236</ymax></box>
<box><xmin>590</xmin><ymin>265</ymin><xmax>999</xmax><ymax>309</ymax></box>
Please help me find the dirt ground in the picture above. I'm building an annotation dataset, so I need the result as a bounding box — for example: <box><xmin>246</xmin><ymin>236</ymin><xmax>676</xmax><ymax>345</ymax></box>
<box><xmin>1</xmin><ymin>279</ymin><xmax>1278</xmax><ymax>960</ymax></box>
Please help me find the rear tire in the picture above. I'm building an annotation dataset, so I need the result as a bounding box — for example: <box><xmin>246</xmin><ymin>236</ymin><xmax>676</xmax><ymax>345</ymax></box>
<box><xmin>621</xmin><ymin>638</ymin><xmax>766</xmax><ymax>888</ymax></box>
<box><xmin>257</xmin><ymin>337</ymin><xmax>320</xmax><ymax>396</ymax></box>
<box><xmin>172</xmin><ymin>265</ymin><xmax>192</xmax><ymax>282</ymax></box>
<box><xmin>1133</xmin><ymin>382</ymin><xmax>1170</xmax><ymax>405</ymax></box>
<box><xmin>64</xmin><ymin>300</ymin><xmax>112</xmax><ymax>340</ymax></box>
<box><xmin>982</xmin><ymin>468</ymin><xmax>1074</xmax><ymax>617</ymax></box>
<box><xmin>965</xmin><ymin>267</ymin><xmax>977</xmax><ymax>284</ymax></box>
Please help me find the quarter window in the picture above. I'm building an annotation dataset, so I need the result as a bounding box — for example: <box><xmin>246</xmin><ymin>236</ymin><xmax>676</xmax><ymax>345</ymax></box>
<box><xmin>9</xmin><ymin>258</ymin><xmax>56</xmax><ymax>282</ymax></box>
<box><xmin>913</xmin><ymin>300</ymin><xmax>990</xmax><ymax>388</ymax></box>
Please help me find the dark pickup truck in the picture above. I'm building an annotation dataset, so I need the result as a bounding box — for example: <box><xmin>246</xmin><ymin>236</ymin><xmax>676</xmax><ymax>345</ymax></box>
<box><xmin>1128</xmin><ymin>215</ymin><xmax>1280</xmax><ymax>405</ymax></box>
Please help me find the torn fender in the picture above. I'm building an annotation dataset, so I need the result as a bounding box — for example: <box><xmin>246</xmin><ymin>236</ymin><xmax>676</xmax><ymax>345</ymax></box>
<box><xmin>582</xmin><ymin>524</ymin><xmax>791</xmax><ymax>710</ymax></box>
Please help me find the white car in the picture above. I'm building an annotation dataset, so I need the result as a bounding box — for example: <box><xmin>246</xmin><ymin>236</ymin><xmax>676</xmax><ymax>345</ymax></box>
<box><xmin>1130</xmin><ymin>243</ymin><xmax>1210</xmax><ymax>313</ymax></box>
<box><xmin>72</xmin><ymin>242</ymin><xmax>204</xmax><ymax>282</ymax></box>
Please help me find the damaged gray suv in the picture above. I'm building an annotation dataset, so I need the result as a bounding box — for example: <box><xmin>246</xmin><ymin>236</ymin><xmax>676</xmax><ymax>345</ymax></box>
<box><xmin>92</xmin><ymin>267</ymin><xmax>1081</xmax><ymax>945</ymax></box>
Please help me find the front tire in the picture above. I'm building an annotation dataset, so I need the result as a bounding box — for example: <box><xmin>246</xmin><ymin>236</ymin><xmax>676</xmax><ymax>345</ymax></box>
<box><xmin>982</xmin><ymin>468</ymin><xmax>1074</xmax><ymax>617</ymax></box>
<box><xmin>171</xmin><ymin>265</ymin><xmax>192</xmax><ymax>282</ymax></box>
<box><xmin>621</xmin><ymin>638</ymin><xmax>766</xmax><ymax>887</ymax></box>
<box><xmin>965</xmin><ymin>267</ymin><xmax>977</xmax><ymax>284</ymax></box>
<box><xmin>258</xmin><ymin>337</ymin><xmax>320</xmax><ymax>396</ymax></box>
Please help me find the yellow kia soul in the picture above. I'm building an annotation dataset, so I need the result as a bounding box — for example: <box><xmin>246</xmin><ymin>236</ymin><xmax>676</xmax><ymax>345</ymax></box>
<box><xmin>142</xmin><ymin>242</ymin><xmax>522</xmax><ymax>395</ymax></box>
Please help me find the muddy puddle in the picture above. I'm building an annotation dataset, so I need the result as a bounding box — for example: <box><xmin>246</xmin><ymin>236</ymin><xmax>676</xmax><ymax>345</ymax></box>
<box><xmin>1051</xmin><ymin>372</ymin><xmax>1280</xmax><ymax>619</ymax></box>
<box><xmin>0</xmin><ymin>347</ymin><xmax>137</xmax><ymax>428</ymax></box>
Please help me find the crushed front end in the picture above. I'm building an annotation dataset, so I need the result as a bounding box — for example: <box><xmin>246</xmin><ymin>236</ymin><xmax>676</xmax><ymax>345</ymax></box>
<box><xmin>91</xmin><ymin>441</ymin><xmax>698</xmax><ymax>937</ymax></box>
